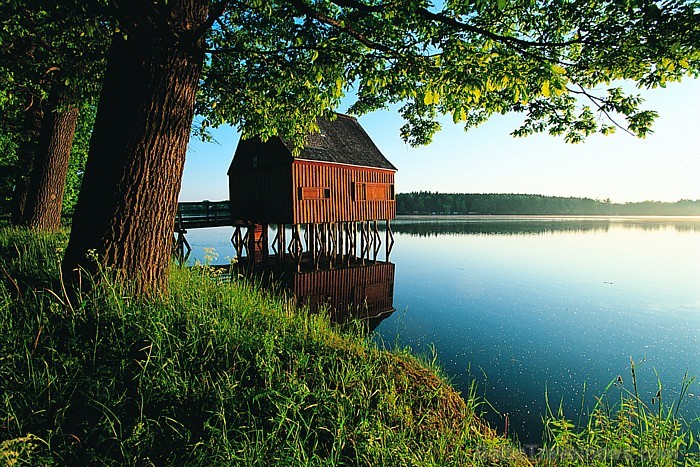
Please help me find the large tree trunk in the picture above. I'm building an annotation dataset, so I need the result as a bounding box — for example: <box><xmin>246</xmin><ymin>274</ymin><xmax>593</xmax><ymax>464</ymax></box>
<box><xmin>21</xmin><ymin>86</ymin><xmax>79</xmax><ymax>231</ymax></box>
<box><xmin>62</xmin><ymin>0</ymin><xmax>209</xmax><ymax>295</ymax></box>
<box><xmin>10</xmin><ymin>104</ymin><xmax>43</xmax><ymax>224</ymax></box>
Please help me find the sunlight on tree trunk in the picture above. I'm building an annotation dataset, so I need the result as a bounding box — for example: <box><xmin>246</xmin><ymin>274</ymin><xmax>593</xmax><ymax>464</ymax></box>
<box><xmin>22</xmin><ymin>86</ymin><xmax>79</xmax><ymax>232</ymax></box>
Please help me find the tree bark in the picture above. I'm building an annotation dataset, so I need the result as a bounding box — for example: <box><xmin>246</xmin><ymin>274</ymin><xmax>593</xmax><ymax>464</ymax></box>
<box><xmin>10</xmin><ymin>104</ymin><xmax>43</xmax><ymax>224</ymax></box>
<box><xmin>62</xmin><ymin>0</ymin><xmax>209</xmax><ymax>295</ymax></box>
<box><xmin>22</xmin><ymin>86</ymin><xmax>79</xmax><ymax>232</ymax></box>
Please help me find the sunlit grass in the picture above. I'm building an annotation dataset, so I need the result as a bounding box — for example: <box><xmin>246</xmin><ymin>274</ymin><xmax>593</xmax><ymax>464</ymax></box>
<box><xmin>3</xmin><ymin>227</ymin><xmax>697</xmax><ymax>465</ymax></box>
<box><xmin>0</xmin><ymin>227</ymin><xmax>529</xmax><ymax>465</ymax></box>
<box><xmin>538</xmin><ymin>358</ymin><xmax>700</xmax><ymax>466</ymax></box>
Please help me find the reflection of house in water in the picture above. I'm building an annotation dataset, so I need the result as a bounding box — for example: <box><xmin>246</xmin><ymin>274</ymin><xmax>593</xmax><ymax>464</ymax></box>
<box><xmin>246</xmin><ymin>259</ymin><xmax>395</xmax><ymax>332</ymax></box>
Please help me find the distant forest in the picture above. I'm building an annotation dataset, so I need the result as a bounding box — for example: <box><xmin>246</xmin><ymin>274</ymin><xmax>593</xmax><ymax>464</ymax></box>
<box><xmin>396</xmin><ymin>192</ymin><xmax>700</xmax><ymax>216</ymax></box>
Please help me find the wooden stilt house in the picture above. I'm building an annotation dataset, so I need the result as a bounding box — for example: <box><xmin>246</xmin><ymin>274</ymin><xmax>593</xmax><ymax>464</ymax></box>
<box><xmin>228</xmin><ymin>114</ymin><xmax>397</xmax><ymax>262</ymax></box>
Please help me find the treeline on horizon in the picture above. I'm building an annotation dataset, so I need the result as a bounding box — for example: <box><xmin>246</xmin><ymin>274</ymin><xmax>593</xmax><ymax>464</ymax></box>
<box><xmin>396</xmin><ymin>192</ymin><xmax>700</xmax><ymax>216</ymax></box>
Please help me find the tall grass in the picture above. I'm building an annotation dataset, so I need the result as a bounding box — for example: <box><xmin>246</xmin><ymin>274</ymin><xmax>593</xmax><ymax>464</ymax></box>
<box><xmin>538</xmin><ymin>358</ymin><xmax>700</xmax><ymax>466</ymax></box>
<box><xmin>4</xmin><ymin>227</ymin><xmax>697</xmax><ymax>465</ymax></box>
<box><xmin>0</xmin><ymin>228</ymin><xmax>529</xmax><ymax>465</ymax></box>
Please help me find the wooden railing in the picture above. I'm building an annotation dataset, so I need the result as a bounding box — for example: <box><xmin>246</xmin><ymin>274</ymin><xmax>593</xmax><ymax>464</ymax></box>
<box><xmin>176</xmin><ymin>200</ymin><xmax>232</xmax><ymax>230</ymax></box>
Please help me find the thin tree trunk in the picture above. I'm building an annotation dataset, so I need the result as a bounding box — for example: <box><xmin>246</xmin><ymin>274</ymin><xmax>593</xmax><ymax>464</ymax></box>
<box><xmin>10</xmin><ymin>104</ymin><xmax>43</xmax><ymax>224</ymax></box>
<box><xmin>22</xmin><ymin>86</ymin><xmax>79</xmax><ymax>231</ymax></box>
<box><xmin>62</xmin><ymin>0</ymin><xmax>209</xmax><ymax>295</ymax></box>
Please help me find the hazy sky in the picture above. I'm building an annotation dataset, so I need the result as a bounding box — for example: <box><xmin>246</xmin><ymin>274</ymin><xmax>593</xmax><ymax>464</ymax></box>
<box><xmin>180</xmin><ymin>78</ymin><xmax>700</xmax><ymax>204</ymax></box>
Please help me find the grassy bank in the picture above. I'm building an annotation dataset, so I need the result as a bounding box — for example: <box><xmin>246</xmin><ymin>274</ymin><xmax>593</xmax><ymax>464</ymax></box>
<box><xmin>1</xmin><ymin>228</ymin><xmax>698</xmax><ymax>465</ymax></box>
<box><xmin>0</xmin><ymin>228</ymin><xmax>528</xmax><ymax>465</ymax></box>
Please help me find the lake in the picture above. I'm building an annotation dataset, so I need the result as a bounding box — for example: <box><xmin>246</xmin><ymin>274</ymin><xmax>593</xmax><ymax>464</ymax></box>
<box><xmin>183</xmin><ymin>216</ymin><xmax>700</xmax><ymax>445</ymax></box>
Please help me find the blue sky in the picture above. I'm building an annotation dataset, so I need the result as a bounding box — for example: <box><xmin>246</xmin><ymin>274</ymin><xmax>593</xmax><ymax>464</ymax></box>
<box><xmin>180</xmin><ymin>78</ymin><xmax>700</xmax><ymax>204</ymax></box>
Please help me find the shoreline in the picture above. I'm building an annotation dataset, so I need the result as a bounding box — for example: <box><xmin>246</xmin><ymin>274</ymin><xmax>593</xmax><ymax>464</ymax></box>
<box><xmin>395</xmin><ymin>214</ymin><xmax>700</xmax><ymax>222</ymax></box>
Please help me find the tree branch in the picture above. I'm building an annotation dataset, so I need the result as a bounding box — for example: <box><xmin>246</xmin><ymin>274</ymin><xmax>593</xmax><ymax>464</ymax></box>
<box><xmin>567</xmin><ymin>85</ymin><xmax>635</xmax><ymax>136</ymax></box>
<box><xmin>287</xmin><ymin>0</ymin><xmax>394</xmax><ymax>54</ymax></box>
<box><xmin>328</xmin><ymin>0</ymin><xmax>583</xmax><ymax>50</ymax></box>
<box><xmin>182</xmin><ymin>0</ymin><xmax>230</xmax><ymax>46</ymax></box>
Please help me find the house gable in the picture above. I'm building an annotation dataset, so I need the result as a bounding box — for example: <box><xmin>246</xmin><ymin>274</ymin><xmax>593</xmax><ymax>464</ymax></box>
<box><xmin>227</xmin><ymin>136</ymin><xmax>292</xmax><ymax>176</ymax></box>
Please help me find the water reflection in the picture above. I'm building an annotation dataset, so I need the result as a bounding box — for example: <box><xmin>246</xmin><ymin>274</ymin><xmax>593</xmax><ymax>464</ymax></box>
<box><xmin>391</xmin><ymin>216</ymin><xmax>700</xmax><ymax>237</ymax></box>
<box><xmin>236</xmin><ymin>257</ymin><xmax>395</xmax><ymax>332</ymax></box>
<box><xmin>379</xmin><ymin>217</ymin><xmax>700</xmax><ymax>445</ymax></box>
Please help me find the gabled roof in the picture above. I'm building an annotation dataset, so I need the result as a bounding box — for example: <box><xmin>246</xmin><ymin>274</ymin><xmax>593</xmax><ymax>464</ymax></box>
<box><xmin>281</xmin><ymin>114</ymin><xmax>397</xmax><ymax>171</ymax></box>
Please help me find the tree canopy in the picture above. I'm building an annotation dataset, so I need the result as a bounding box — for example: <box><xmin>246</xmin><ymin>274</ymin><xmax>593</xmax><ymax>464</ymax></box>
<box><xmin>6</xmin><ymin>0</ymin><xmax>696</xmax><ymax>293</ymax></box>
<box><xmin>196</xmin><ymin>0</ymin><xmax>700</xmax><ymax>146</ymax></box>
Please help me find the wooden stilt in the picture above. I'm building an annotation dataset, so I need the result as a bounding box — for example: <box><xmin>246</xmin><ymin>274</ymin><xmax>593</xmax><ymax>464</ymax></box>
<box><xmin>172</xmin><ymin>229</ymin><xmax>191</xmax><ymax>265</ymax></box>
<box><xmin>262</xmin><ymin>223</ymin><xmax>269</xmax><ymax>260</ymax></box>
<box><xmin>246</xmin><ymin>224</ymin><xmax>257</xmax><ymax>263</ymax></box>
<box><xmin>285</xmin><ymin>224</ymin><xmax>303</xmax><ymax>271</ymax></box>
<box><xmin>279</xmin><ymin>224</ymin><xmax>285</xmax><ymax>260</ymax></box>
<box><xmin>386</xmin><ymin>219</ymin><xmax>394</xmax><ymax>260</ymax></box>
<box><xmin>321</xmin><ymin>224</ymin><xmax>328</xmax><ymax>256</ymax></box>
<box><xmin>287</xmin><ymin>224</ymin><xmax>303</xmax><ymax>259</ymax></box>
<box><xmin>351</xmin><ymin>222</ymin><xmax>357</xmax><ymax>258</ymax></box>
<box><xmin>360</xmin><ymin>221</ymin><xmax>369</xmax><ymax>264</ymax></box>
<box><xmin>271</xmin><ymin>227</ymin><xmax>280</xmax><ymax>257</ymax></box>
<box><xmin>231</xmin><ymin>226</ymin><xmax>244</xmax><ymax>258</ymax></box>
<box><xmin>328</xmin><ymin>223</ymin><xmax>337</xmax><ymax>263</ymax></box>
<box><xmin>336</xmin><ymin>223</ymin><xmax>342</xmax><ymax>258</ymax></box>
<box><xmin>372</xmin><ymin>220</ymin><xmax>381</xmax><ymax>261</ymax></box>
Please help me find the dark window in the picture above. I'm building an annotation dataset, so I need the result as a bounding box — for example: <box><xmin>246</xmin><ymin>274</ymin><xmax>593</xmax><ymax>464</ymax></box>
<box><xmin>353</xmin><ymin>182</ymin><xmax>367</xmax><ymax>201</ymax></box>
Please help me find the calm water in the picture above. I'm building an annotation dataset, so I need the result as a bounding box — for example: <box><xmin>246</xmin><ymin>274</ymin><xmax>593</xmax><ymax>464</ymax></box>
<box><xmin>184</xmin><ymin>217</ymin><xmax>700</xmax><ymax>444</ymax></box>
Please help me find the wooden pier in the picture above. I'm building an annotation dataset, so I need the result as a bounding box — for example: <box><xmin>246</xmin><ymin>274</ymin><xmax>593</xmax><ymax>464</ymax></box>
<box><xmin>173</xmin><ymin>200</ymin><xmax>248</xmax><ymax>263</ymax></box>
<box><xmin>175</xmin><ymin>200</ymin><xmax>232</xmax><ymax>229</ymax></box>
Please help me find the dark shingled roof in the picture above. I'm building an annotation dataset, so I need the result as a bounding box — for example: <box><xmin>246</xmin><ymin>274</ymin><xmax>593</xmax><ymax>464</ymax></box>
<box><xmin>281</xmin><ymin>114</ymin><xmax>397</xmax><ymax>171</ymax></box>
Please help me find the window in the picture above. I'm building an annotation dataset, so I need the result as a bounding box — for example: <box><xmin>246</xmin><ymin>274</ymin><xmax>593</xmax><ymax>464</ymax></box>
<box><xmin>353</xmin><ymin>182</ymin><xmax>366</xmax><ymax>201</ymax></box>
<box><xmin>354</xmin><ymin>182</ymin><xmax>394</xmax><ymax>201</ymax></box>
<box><xmin>298</xmin><ymin>187</ymin><xmax>331</xmax><ymax>200</ymax></box>
<box><xmin>366</xmin><ymin>183</ymin><xmax>386</xmax><ymax>201</ymax></box>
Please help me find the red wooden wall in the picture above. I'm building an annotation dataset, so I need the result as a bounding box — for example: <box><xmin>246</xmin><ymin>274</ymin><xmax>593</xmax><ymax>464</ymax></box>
<box><xmin>291</xmin><ymin>160</ymin><xmax>395</xmax><ymax>224</ymax></box>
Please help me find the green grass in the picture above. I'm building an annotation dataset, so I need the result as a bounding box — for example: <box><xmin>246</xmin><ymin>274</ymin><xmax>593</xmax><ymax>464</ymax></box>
<box><xmin>539</xmin><ymin>359</ymin><xmax>700</xmax><ymax>466</ymax></box>
<box><xmin>0</xmin><ymin>227</ymin><xmax>529</xmax><ymax>465</ymax></box>
<box><xmin>2</xmin><ymin>227</ymin><xmax>698</xmax><ymax>466</ymax></box>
